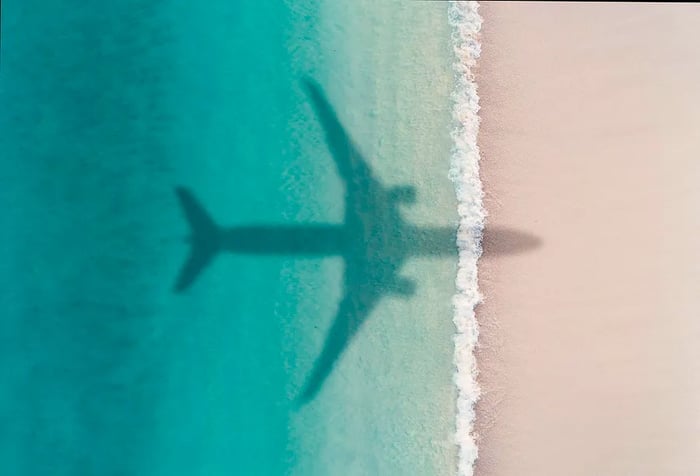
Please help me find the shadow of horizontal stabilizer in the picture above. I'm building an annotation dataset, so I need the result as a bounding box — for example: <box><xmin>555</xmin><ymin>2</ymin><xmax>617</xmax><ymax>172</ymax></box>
<box><xmin>173</xmin><ymin>187</ymin><xmax>221</xmax><ymax>293</ymax></box>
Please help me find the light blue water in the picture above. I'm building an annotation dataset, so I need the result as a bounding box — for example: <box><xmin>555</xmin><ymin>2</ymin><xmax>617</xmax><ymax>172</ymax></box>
<box><xmin>0</xmin><ymin>1</ymin><xmax>468</xmax><ymax>475</ymax></box>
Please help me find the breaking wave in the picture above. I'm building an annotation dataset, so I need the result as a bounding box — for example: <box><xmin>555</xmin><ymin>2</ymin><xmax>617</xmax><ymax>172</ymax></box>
<box><xmin>447</xmin><ymin>2</ymin><xmax>484</xmax><ymax>476</ymax></box>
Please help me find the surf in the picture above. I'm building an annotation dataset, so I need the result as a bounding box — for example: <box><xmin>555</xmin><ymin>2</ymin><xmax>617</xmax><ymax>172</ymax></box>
<box><xmin>447</xmin><ymin>2</ymin><xmax>485</xmax><ymax>476</ymax></box>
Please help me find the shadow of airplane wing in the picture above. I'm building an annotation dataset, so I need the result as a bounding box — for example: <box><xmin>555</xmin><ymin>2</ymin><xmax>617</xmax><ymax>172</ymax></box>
<box><xmin>298</xmin><ymin>282</ymin><xmax>383</xmax><ymax>405</ymax></box>
<box><xmin>303</xmin><ymin>79</ymin><xmax>383</xmax><ymax>208</ymax></box>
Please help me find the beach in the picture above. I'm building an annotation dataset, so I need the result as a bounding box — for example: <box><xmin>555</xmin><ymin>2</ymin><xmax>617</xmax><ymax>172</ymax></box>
<box><xmin>475</xmin><ymin>3</ymin><xmax>700</xmax><ymax>474</ymax></box>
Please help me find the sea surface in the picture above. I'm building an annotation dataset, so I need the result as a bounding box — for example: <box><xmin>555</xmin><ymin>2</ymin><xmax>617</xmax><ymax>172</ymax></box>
<box><xmin>0</xmin><ymin>1</ymin><xmax>482</xmax><ymax>475</ymax></box>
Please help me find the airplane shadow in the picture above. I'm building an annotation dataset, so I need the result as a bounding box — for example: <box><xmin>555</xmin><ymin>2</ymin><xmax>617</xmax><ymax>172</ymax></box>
<box><xmin>481</xmin><ymin>226</ymin><xmax>541</xmax><ymax>257</ymax></box>
<box><xmin>173</xmin><ymin>78</ymin><xmax>541</xmax><ymax>405</ymax></box>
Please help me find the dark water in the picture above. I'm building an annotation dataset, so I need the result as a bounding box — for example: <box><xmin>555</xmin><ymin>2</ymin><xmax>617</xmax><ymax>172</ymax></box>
<box><xmin>0</xmin><ymin>1</ymin><xmax>329</xmax><ymax>474</ymax></box>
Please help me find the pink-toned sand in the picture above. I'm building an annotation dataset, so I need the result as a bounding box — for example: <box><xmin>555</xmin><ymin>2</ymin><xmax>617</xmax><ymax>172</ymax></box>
<box><xmin>475</xmin><ymin>3</ymin><xmax>700</xmax><ymax>475</ymax></box>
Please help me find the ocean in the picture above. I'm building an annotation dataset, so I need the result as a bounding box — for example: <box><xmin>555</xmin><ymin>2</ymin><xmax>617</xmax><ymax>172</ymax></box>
<box><xmin>0</xmin><ymin>1</ymin><xmax>482</xmax><ymax>475</ymax></box>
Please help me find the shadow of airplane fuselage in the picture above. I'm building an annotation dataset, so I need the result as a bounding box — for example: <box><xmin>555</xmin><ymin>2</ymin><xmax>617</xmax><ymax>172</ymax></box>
<box><xmin>173</xmin><ymin>79</ymin><xmax>540</xmax><ymax>405</ymax></box>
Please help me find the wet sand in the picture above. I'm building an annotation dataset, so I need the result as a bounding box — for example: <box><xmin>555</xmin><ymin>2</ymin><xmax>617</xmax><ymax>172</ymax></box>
<box><xmin>475</xmin><ymin>3</ymin><xmax>700</xmax><ymax>475</ymax></box>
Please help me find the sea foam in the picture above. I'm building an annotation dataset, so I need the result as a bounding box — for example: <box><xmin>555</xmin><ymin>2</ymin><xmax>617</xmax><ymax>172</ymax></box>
<box><xmin>447</xmin><ymin>2</ymin><xmax>484</xmax><ymax>476</ymax></box>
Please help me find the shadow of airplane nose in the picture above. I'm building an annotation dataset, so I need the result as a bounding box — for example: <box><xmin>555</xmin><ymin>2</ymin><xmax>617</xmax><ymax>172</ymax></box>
<box><xmin>481</xmin><ymin>226</ymin><xmax>542</xmax><ymax>257</ymax></box>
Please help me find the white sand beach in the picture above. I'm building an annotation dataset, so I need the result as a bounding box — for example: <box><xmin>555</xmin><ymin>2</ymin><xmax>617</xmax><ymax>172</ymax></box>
<box><xmin>475</xmin><ymin>3</ymin><xmax>700</xmax><ymax>475</ymax></box>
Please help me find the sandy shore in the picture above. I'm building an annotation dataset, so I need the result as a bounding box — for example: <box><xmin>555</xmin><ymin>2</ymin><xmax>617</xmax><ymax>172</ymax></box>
<box><xmin>475</xmin><ymin>3</ymin><xmax>700</xmax><ymax>475</ymax></box>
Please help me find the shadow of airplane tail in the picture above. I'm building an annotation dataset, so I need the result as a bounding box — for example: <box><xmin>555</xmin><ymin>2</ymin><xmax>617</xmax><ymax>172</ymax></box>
<box><xmin>173</xmin><ymin>186</ymin><xmax>221</xmax><ymax>292</ymax></box>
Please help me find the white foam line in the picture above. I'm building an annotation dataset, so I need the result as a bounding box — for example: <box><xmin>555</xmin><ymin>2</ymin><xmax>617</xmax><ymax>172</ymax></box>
<box><xmin>447</xmin><ymin>2</ymin><xmax>484</xmax><ymax>476</ymax></box>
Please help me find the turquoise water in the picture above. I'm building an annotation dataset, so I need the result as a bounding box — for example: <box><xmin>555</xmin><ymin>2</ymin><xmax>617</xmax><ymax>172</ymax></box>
<box><xmin>1</xmin><ymin>1</ymin><xmax>464</xmax><ymax>475</ymax></box>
